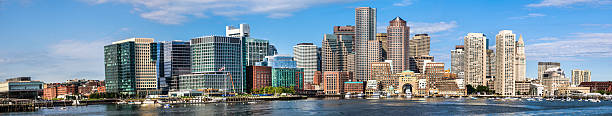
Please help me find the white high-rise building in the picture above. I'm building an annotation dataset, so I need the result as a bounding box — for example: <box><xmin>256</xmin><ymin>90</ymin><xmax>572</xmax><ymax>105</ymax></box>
<box><xmin>464</xmin><ymin>33</ymin><xmax>487</xmax><ymax>87</ymax></box>
<box><xmin>495</xmin><ymin>30</ymin><xmax>516</xmax><ymax>96</ymax></box>
<box><xmin>355</xmin><ymin>7</ymin><xmax>377</xmax><ymax>81</ymax></box>
<box><xmin>515</xmin><ymin>35</ymin><xmax>526</xmax><ymax>81</ymax></box>
<box><xmin>226</xmin><ymin>24</ymin><xmax>250</xmax><ymax>38</ymax></box>
<box><xmin>294</xmin><ymin>43</ymin><xmax>319</xmax><ymax>84</ymax></box>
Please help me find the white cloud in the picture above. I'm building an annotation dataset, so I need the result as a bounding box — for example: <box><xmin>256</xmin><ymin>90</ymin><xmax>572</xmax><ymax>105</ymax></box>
<box><xmin>393</xmin><ymin>0</ymin><xmax>413</xmax><ymax>6</ymax></box>
<box><xmin>581</xmin><ymin>24</ymin><xmax>612</xmax><ymax>28</ymax></box>
<box><xmin>408</xmin><ymin>21</ymin><xmax>458</xmax><ymax>34</ymax></box>
<box><xmin>509</xmin><ymin>13</ymin><xmax>546</xmax><ymax>19</ymax></box>
<box><xmin>85</xmin><ymin>0</ymin><xmax>362</xmax><ymax>24</ymax></box>
<box><xmin>536</xmin><ymin>37</ymin><xmax>559</xmax><ymax>41</ymax></box>
<box><xmin>377</xmin><ymin>21</ymin><xmax>458</xmax><ymax>34</ymax></box>
<box><xmin>526</xmin><ymin>0</ymin><xmax>612</xmax><ymax>7</ymax></box>
<box><xmin>526</xmin><ymin>33</ymin><xmax>612</xmax><ymax>61</ymax></box>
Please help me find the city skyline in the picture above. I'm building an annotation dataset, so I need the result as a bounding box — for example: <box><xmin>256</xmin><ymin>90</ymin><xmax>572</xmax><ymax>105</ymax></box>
<box><xmin>1</xmin><ymin>0</ymin><xmax>612</xmax><ymax>82</ymax></box>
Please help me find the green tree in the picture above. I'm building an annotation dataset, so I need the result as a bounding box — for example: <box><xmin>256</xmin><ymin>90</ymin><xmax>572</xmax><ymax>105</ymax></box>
<box><xmin>466</xmin><ymin>85</ymin><xmax>476</xmax><ymax>94</ymax></box>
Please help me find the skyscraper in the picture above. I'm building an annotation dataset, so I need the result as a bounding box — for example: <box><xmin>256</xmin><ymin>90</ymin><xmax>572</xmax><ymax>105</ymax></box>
<box><xmin>464</xmin><ymin>33</ymin><xmax>487</xmax><ymax>87</ymax></box>
<box><xmin>486</xmin><ymin>49</ymin><xmax>496</xmax><ymax>79</ymax></box>
<box><xmin>156</xmin><ymin>40</ymin><xmax>191</xmax><ymax>92</ymax></box>
<box><xmin>571</xmin><ymin>69</ymin><xmax>591</xmax><ymax>86</ymax></box>
<box><xmin>515</xmin><ymin>35</ymin><xmax>526</xmax><ymax>81</ymax></box>
<box><xmin>355</xmin><ymin>7</ymin><xmax>376</xmax><ymax>81</ymax></box>
<box><xmin>495</xmin><ymin>30</ymin><xmax>516</xmax><ymax>96</ymax></box>
<box><xmin>409</xmin><ymin>34</ymin><xmax>430</xmax><ymax>57</ymax></box>
<box><xmin>245</xmin><ymin>38</ymin><xmax>270</xmax><ymax>66</ymax></box>
<box><xmin>538</xmin><ymin>62</ymin><xmax>561</xmax><ymax>80</ymax></box>
<box><xmin>387</xmin><ymin>17</ymin><xmax>410</xmax><ymax>73</ymax></box>
<box><xmin>322</xmin><ymin>34</ymin><xmax>353</xmax><ymax>72</ymax></box>
<box><xmin>450</xmin><ymin>45</ymin><xmax>464</xmax><ymax>75</ymax></box>
<box><xmin>104</xmin><ymin>38</ymin><xmax>158</xmax><ymax>96</ymax></box>
<box><xmin>293</xmin><ymin>43</ymin><xmax>319</xmax><ymax>84</ymax></box>
<box><xmin>182</xmin><ymin>36</ymin><xmax>245</xmax><ymax>92</ymax></box>
<box><xmin>366</xmin><ymin>40</ymin><xmax>384</xmax><ymax>81</ymax></box>
<box><xmin>376</xmin><ymin>33</ymin><xmax>388</xmax><ymax>60</ymax></box>
<box><xmin>226</xmin><ymin>24</ymin><xmax>250</xmax><ymax>38</ymax></box>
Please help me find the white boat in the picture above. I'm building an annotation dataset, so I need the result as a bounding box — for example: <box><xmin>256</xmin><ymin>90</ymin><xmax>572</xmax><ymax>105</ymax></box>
<box><xmin>345</xmin><ymin>93</ymin><xmax>352</xmax><ymax>98</ymax></box>
<box><xmin>143</xmin><ymin>99</ymin><xmax>155</xmax><ymax>104</ymax></box>
<box><xmin>117</xmin><ymin>101</ymin><xmax>127</xmax><ymax>104</ymax></box>
<box><xmin>444</xmin><ymin>95</ymin><xmax>450</xmax><ymax>98</ymax></box>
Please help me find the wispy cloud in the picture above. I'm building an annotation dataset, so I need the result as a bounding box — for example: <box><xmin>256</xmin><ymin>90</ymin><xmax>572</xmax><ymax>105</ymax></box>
<box><xmin>581</xmin><ymin>24</ymin><xmax>612</xmax><ymax>28</ymax></box>
<box><xmin>377</xmin><ymin>21</ymin><xmax>458</xmax><ymax>34</ymax></box>
<box><xmin>536</xmin><ymin>37</ymin><xmax>559</xmax><ymax>41</ymax></box>
<box><xmin>393</xmin><ymin>0</ymin><xmax>413</xmax><ymax>6</ymax></box>
<box><xmin>408</xmin><ymin>21</ymin><xmax>458</xmax><ymax>34</ymax></box>
<box><xmin>84</xmin><ymin>0</ymin><xmax>362</xmax><ymax>24</ymax></box>
<box><xmin>526</xmin><ymin>33</ymin><xmax>612</xmax><ymax>61</ymax></box>
<box><xmin>509</xmin><ymin>13</ymin><xmax>546</xmax><ymax>19</ymax></box>
<box><xmin>526</xmin><ymin>0</ymin><xmax>612</xmax><ymax>7</ymax></box>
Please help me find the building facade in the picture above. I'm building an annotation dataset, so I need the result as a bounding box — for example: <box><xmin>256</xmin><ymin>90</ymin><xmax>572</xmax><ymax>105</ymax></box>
<box><xmin>354</xmin><ymin>7</ymin><xmax>377</xmax><ymax>81</ymax></box>
<box><xmin>323</xmin><ymin>71</ymin><xmax>352</xmax><ymax>94</ymax></box>
<box><xmin>464</xmin><ymin>33</ymin><xmax>488</xmax><ymax>87</ymax></box>
<box><xmin>104</xmin><ymin>38</ymin><xmax>157</xmax><ymax>96</ymax></box>
<box><xmin>387</xmin><ymin>17</ymin><xmax>411</xmax><ymax>73</ymax></box>
<box><xmin>246</xmin><ymin>66</ymin><xmax>272</xmax><ymax>93</ymax></box>
<box><xmin>156</xmin><ymin>41</ymin><xmax>191</xmax><ymax>92</ymax></box>
<box><xmin>495</xmin><ymin>30</ymin><xmax>516</xmax><ymax>96</ymax></box>
<box><xmin>293</xmin><ymin>43</ymin><xmax>319</xmax><ymax>84</ymax></box>
<box><xmin>189</xmin><ymin>36</ymin><xmax>246</xmax><ymax>93</ymax></box>
<box><xmin>272</xmin><ymin>68</ymin><xmax>304</xmax><ymax>90</ymax></box>
<box><xmin>515</xmin><ymin>35</ymin><xmax>526</xmax><ymax>81</ymax></box>
<box><xmin>226</xmin><ymin>23</ymin><xmax>250</xmax><ymax>38</ymax></box>
<box><xmin>450</xmin><ymin>45</ymin><xmax>464</xmax><ymax>75</ymax></box>
<box><xmin>245</xmin><ymin>38</ymin><xmax>270</xmax><ymax>66</ymax></box>
<box><xmin>409</xmin><ymin>34</ymin><xmax>430</xmax><ymax>57</ymax></box>
<box><xmin>571</xmin><ymin>69</ymin><xmax>591</xmax><ymax>86</ymax></box>
<box><xmin>0</xmin><ymin>77</ymin><xmax>43</xmax><ymax>99</ymax></box>
<box><xmin>538</xmin><ymin>62</ymin><xmax>560</xmax><ymax>80</ymax></box>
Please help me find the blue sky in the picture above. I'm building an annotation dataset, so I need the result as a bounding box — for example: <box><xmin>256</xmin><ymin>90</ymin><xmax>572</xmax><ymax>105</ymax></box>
<box><xmin>0</xmin><ymin>0</ymin><xmax>611</xmax><ymax>82</ymax></box>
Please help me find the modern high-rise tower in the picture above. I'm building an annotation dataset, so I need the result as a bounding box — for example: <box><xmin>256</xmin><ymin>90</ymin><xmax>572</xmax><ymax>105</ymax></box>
<box><xmin>293</xmin><ymin>43</ymin><xmax>320</xmax><ymax>84</ymax></box>
<box><xmin>387</xmin><ymin>17</ymin><xmax>410</xmax><ymax>73</ymax></box>
<box><xmin>354</xmin><ymin>7</ymin><xmax>377</xmax><ymax>81</ymax></box>
<box><xmin>104</xmin><ymin>38</ymin><xmax>158</xmax><ymax>96</ymax></box>
<box><xmin>464</xmin><ymin>33</ymin><xmax>487</xmax><ymax>87</ymax></box>
<box><xmin>156</xmin><ymin>40</ymin><xmax>191</xmax><ymax>92</ymax></box>
<box><xmin>409</xmin><ymin>34</ymin><xmax>430</xmax><ymax>57</ymax></box>
<box><xmin>495</xmin><ymin>30</ymin><xmax>516</xmax><ymax>96</ymax></box>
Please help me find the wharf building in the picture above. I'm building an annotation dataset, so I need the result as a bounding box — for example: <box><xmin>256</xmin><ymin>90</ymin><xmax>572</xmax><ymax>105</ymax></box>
<box><xmin>0</xmin><ymin>77</ymin><xmax>43</xmax><ymax>99</ymax></box>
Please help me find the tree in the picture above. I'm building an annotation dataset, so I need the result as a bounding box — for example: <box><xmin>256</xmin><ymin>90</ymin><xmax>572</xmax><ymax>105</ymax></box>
<box><xmin>466</xmin><ymin>85</ymin><xmax>476</xmax><ymax>94</ymax></box>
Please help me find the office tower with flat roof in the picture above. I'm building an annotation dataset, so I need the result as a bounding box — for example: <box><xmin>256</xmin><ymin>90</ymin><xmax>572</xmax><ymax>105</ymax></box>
<box><xmin>226</xmin><ymin>23</ymin><xmax>250</xmax><ymax>38</ymax></box>
<box><xmin>571</xmin><ymin>69</ymin><xmax>591</xmax><ymax>86</ymax></box>
<box><xmin>105</xmin><ymin>38</ymin><xmax>158</xmax><ymax>96</ymax></box>
<box><xmin>464</xmin><ymin>33</ymin><xmax>487</xmax><ymax>87</ymax></box>
<box><xmin>515</xmin><ymin>35</ymin><xmax>526</xmax><ymax>81</ymax></box>
<box><xmin>495</xmin><ymin>30</ymin><xmax>516</xmax><ymax>96</ymax></box>
<box><xmin>366</xmin><ymin>40</ymin><xmax>384</xmax><ymax>81</ymax></box>
<box><xmin>450</xmin><ymin>45</ymin><xmax>464</xmax><ymax>75</ymax></box>
<box><xmin>334</xmin><ymin>25</ymin><xmax>356</xmax><ymax>52</ymax></box>
<box><xmin>323</xmin><ymin>71</ymin><xmax>352</xmax><ymax>95</ymax></box>
<box><xmin>387</xmin><ymin>17</ymin><xmax>410</xmax><ymax>73</ymax></box>
<box><xmin>184</xmin><ymin>36</ymin><xmax>245</xmax><ymax>93</ymax></box>
<box><xmin>156</xmin><ymin>40</ymin><xmax>191</xmax><ymax>92</ymax></box>
<box><xmin>355</xmin><ymin>7</ymin><xmax>376</xmax><ymax>81</ymax></box>
<box><xmin>538</xmin><ymin>62</ymin><xmax>561</xmax><ymax>80</ymax></box>
<box><xmin>409</xmin><ymin>34</ymin><xmax>430</xmax><ymax>57</ymax></box>
<box><xmin>486</xmin><ymin>49</ymin><xmax>496</xmax><ymax>78</ymax></box>
<box><xmin>293</xmin><ymin>43</ymin><xmax>319</xmax><ymax>84</ymax></box>
<box><xmin>245</xmin><ymin>38</ymin><xmax>270</xmax><ymax>66</ymax></box>
<box><xmin>376</xmin><ymin>33</ymin><xmax>388</xmax><ymax>60</ymax></box>
<box><xmin>322</xmin><ymin>34</ymin><xmax>353</xmax><ymax>72</ymax></box>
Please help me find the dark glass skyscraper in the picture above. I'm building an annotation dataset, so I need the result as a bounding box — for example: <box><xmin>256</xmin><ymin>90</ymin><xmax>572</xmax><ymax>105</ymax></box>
<box><xmin>156</xmin><ymin>41</ymin><xmax>191</xmax><ymax>93</ymax></box>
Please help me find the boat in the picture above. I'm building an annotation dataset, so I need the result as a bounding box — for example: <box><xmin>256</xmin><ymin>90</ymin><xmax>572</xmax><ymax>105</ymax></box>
<box><xmin>248</xmin><ymin>101</ymin><xmax>257</xmax><ymax>104</ymax></box>
<box><xmin>143</xmin><ymin>99</ymin><xmax>155</xmax><ymax>104</ymax></box>
<box><xmin>117</xmin><ymin>101</ymin><xmax>127</xmax><ymax>104</ymax></box>
<box><xmin>589</xmin><ymin>99</ymin><xmax>601</xmax><ymax>102</ymax></box>
<box><xmin>470</xmin><ymin>97</ymin><xmax>477</xmax><ymax>100</ymax></box>
<box><xmin>345</xmin><ymin>93</ymin><xmax>352</xmax><ymax>98</ymax></box>
<box><xmin>444</xmin><ymin>95</ymin><xmax>450</xmax><ymax>98</ymax></box>
<box><xmin>163</xmin><ymin>104</ymin><xmax>172</xmax><ymax>108</ymax></box>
